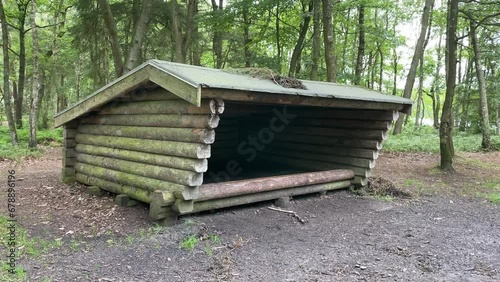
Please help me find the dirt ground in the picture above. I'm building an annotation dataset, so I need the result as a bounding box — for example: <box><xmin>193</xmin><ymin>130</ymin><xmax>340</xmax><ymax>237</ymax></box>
<box><xmin>1</xmin><ymin>147</ymin><xmax>499</xmax><ymax>281</ymax></box>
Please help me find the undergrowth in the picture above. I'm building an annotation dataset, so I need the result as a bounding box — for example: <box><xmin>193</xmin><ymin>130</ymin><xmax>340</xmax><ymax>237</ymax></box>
<box><xmin>384</xmin><ymin>125</ymin><xmax>500</xmax><ymax>153</ymax></box>
<box><xmin>0</xmin><ymin>126</ymin><xmax>62</xmax><ymax>160</ymax></box>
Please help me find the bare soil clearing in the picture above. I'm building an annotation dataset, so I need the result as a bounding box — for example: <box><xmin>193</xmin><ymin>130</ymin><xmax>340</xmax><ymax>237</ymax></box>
<box><xmin>1</xmin><ymin>147</ymin><xmax>499</xmax><ymax>281</ymax></box>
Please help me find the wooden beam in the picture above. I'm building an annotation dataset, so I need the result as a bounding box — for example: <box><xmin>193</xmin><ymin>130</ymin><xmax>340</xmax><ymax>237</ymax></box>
<box><xmin>98</xmin><ymin>99</ymin><xmax>224</xmax><ymax>115</ymax></box>
<box><xmin>75</xmin><ymin>144</ymin><xmax>207</xmax><ymax>172</ymax></box>
<box><xmin>54</xmin><ymin>66</ymin><xmax>150</xmax><ymax>127</ymax></box>
<box><xmin>266</xmin><ymin>143</ymin><xmax>378</xmax><ymax>160</ymax></box>
<box><xmin>77</xmin><ymin>153</ymin><xmax>203</xmax><ymax>186</ymax></box>
<box><xmin>265</xmin><ymin>149</ymin><xmax>375</xmax><ymax>169</ymax></box>
<box><xmin>185</xmin><ymin>170</ymin><xmax>354</xmax><ymax>201</ymax></box>
<box><xmin>74</xmin><ymin>162</ymin><xmax>189</xmax><ymax>197</ymax></box>
<box><xmin>148</xmin><ymin>63</ymin><xmax>201</xmax><ymax>106</ymax></box>
<box><xmin>187</xmin><ymin>180</ymin><xmax>352</xmax><ymax>214</ymax></box>
<box><xmin>202</xmin><ymin>89</ymin><xmax>410</xmax><ymax>113</ymax></box>
<box><xmin>76</xmin><ymin>173</ymin><xmax>161</xmax><ymax>204</ymax></box>
<box><xmin>273</xmin><ymin>133</ymin><xmax>382</xmax><ymax>150</ymax></box>
<box><xmin>117</xmin><ymin>87</ymin><xmax>182</xmax><ymax>102</ymax></box>
<box><xmin>75</xmin><ymin>134</ymin><xmax>210</xmax><ymax>159</ymax></box>
<box><xmin>80</xmin><ymin>114</ymin><xmax>220</xmax><ymax>129</ymax></box>
<box><xmin>78</xmin><ymin>124</ymin><xmax>215</xmax><ymax>144</ymax></box>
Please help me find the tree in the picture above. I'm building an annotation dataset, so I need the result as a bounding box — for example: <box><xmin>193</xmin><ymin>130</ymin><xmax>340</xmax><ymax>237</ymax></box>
<box><xmin>310</xmin><ymin>0</ymin><xmax>321</xmax><ymax>80</ymax></box>
<box><xmin>440</xmin><ymin>0</ymin><xmax>459</xmax><ymax>171</ymax></box>
<box><xmin>322</xmin><ymin>0</ymin><xmax>336</xmax><ymax>82</ymax></box>
<box><xmin>353</xmin><ymin>4</ymin><xmax>365</xmax><ymax>85</ymax></box>
<box><xmin>99</xmin><ymin>0</ymin><xmax>124</xmax><ymax>77</ymax></box>
<box><xmin>29</xmin><ymin>0</ymin><xmax>40</xmax><ymax>148</ymax></box>
<box><xmin>124</xmin><ymin>0</ymin><xmax>152</xmax><ymax>72</ymax></box>
<box><xmin>393</xmin><ymin>0</ymin><xmax>434</xmax><ymax>134</ymax></box>
<box><xmin>0</xmin><ymin>0</ymin><xmax>19</xmax><ymax>145</ymax></box>
<box><xmin>289</xmin><ymin>0</ymin><xmax>313</xmax><ymax>77</ymax></box>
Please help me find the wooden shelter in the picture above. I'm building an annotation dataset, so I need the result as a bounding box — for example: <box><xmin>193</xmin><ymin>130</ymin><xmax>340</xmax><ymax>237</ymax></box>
<box><xmin>55</xmin><ymin>60</ymin><xmax>412</xmax><ymax>224</ymax></box>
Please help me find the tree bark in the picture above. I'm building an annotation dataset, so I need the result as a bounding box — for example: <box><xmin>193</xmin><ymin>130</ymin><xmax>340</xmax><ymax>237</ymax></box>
<box><xmin>124</xmin><ymin>0</ymin><xmax>152</xmax><ymax>73</ymax></box>
<box><xmin>99</xmin><ymin>0</ymin><xmax>124</xmax><ymax>77</ymax></box>
<box><xmin>354</xmin><ymin>5</ymin><xmax>365</xmax><ymax>85</ymax></box>
<box><xmin>322</xmin><ymin>0</ymin><xmax>336</xmax><ymax>82</ymax></box>
<box><xmin>29</xmin><ymin>0</ymin><xmax>40</xmax><ymax>148</ymax></box>
<box><xmin>14</xmin><ymin>2</ymin><xmax>29</xmax><ymax>129</ymax></box>
<box><xmin>211</xmin><ymin>0</ymin><xmax>223</xmax><ymax>68</ymax></box>
<box><xmin>440</xmin><ymin>0</ymin><xmax>458</xmax><ymax>171</ymax></box>
<box><xmin>243</xmin><ymin>3</ymin><xmax>251</xmax><ymax>67</ymax></box>
<box><xmin>393</xmin><ymin>0</ymin><xmax>434</xmax><ymax>134</ymax></box>
<box><xmin>430</xmin><ymin>28</ymin><xmax>444</xmax><ymax>129</ymax></box>
<box><xmin>470</xmin><ymin>22</ymin><xmax>491</xmax><ymax>150</ymax></box>
<box><xmin>0</xmin><ymin>0</ymin><xmax>19</xmax><ymax>145</ymax></box>
<box><xmin>415</xmin><ymin>58</ymin><xmax>424</xmax><ymax>126</ymax></box>
<box><xmin>289</xmin><ymin>0</ymin><xmax>313</xmax><ymax>77</ymax></box>
<box><xmin>310</xmin><ymin>0</ymin><xmax>321</xmax><ymax>80</ymax></box>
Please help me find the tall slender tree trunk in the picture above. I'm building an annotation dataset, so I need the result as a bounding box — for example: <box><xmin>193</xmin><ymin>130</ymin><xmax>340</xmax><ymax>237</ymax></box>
<box><xmin>430</xmin><ymin>28</ymin><xmax>443</xmax><ymax>129</ymax></box>
<box><xmin>415</xmin><ymin>58</ymin><xmax>424</xmax><ymax>126</ymax></box>
<box><xmin>99</xmin><ymin>0</ymin><xmax>124</xmax><ymax>77</ymax></box>
<box><xmin>124</xmin><ymin>0</ymin><xmax>152</xmax><ymax>72</ymax></box>
<box><xmin>470</xmin><ymin>22</ymin><xmax>491</xmax><ymax>150</ymax></box>
<box><xmin>289</xmin><ymin>0</ymin><xmax>313</xmax><ymax>77</ymax></box>
<box><xmin>275</xmin><ymin>1</ymin><xmax>281</xmax><ymax>72</ymax></box>
<box><xmin>440</xmin><ymin>0</ymin><xmax>458</xmax><ymax>171</ymax></box>
<box><xmin>322</xmin><ymin>0</ymin><xmax>336</xmax><ymax>82</ymax></box>
<box><xmin>243</xmin><ymin>3</ymin><xmax>252</xmax><ymax>67</ymax></box>
<box><xmin>0</xmin><ymin>0</ymin><xmax>19</xmax><ymax>145</ymax></box>
<box><xmin>211</xmin><ymin>0</ymin><xmax>223</xmax><ymax>69</ymax></box>
<box><xmin>14</xmin><ymin>3</ymin><xmax>29</xmax><ymax>129</ymax></box>
<box><xmin>171</xmin><ymin>0</ymin><xmax>184</xmax><ymax>63</ymax></box>
<box><xmin>29</xmin><ymin>0</ymin><xmax>40</xmax><ymax>148</ymax></box>
<box><xmin>310</xmin><ymin>0</ymin><xmax>321</xmax><ymax>80</ymax></box>
<box><xmin>393</xmin><ymin>0</ymin><xmax>434</xmax><ymax>134</ymax></box>
<box><xmin>354</xmin><ymin>5</ymin><xmax>365</xmax><ymax>85</ymax></box>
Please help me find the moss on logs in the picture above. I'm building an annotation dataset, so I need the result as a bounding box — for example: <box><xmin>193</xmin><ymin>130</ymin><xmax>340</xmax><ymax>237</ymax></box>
<box><xmin>188</xmin><ymin>180</ymin><xmax>352</xmax><ymax>214</ymax></box>
<box><xmin>74</xmin><ymin>162</ymin><xmax>188</xmax><ymax>197</ymax></box>
<box><xmin>75</xmin><ymin>173</ymin><xmax>174</xmax><ymax>204</ymax></box>
<box><xmin>99</xmin><ymin>99</ymin><xmax>224</xmax><ymax>115</ymax></box>
<box><xmin>77</xmin><ymin>153</ymin><xmax>203</xmax><ymax>186</ymax></box>
<box><xmin>75</xmin><ymin>134</ymin><xmax>210</xmax><ymax>159</ymax></box>
<box><xmin>75</xmin><ymin>144</ymin><xmax>207</xmax><ymax>172</ymax></box>
<box><xmin>80</xmin><ymin>114</ymin><xmax>220</xmax><ymax>129</ymax></box>
<box><xmin>78</xmin><ymin>124</ymin><xmax>215</xmax><ymax>144</ymax></box>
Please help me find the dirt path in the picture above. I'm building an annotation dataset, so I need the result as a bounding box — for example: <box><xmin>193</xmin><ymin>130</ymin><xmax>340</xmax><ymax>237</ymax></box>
<box><xmin>1</xmin><ymin>147</ymin><xmax>499</xmax><ymax>281</ymax></box>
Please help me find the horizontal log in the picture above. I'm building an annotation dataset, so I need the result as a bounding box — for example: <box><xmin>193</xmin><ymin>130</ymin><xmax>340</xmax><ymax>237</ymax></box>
<box><xmin>78</xmin><ymin>124</ymin><xmax>215</xmax><ymax>144</ymax></box>
<box><xmin>80</xmin><ymin>114</ymin><xmax>220</xmax><ymax>129</ymax></box>
<box><xmin>265</xmin><ymin>149</ymin><xmax>375</xmax><ymax>168</ymax></box>
<box><xmin>273</xmin><ymin>133</ymin><xmax>382</xmax><ymax>150</ymax></box>
<box><xmin>276</xmin><ymin>126</ymin><xmax>388</xmax><ymax>141</ymax></box>
<box><xmin>75</xmin><ymin>134</ymin><xmax>210</xmax><ymax>159</ymax></box>
<box><xmin>99</xmin><ymin>99</ymin><xmax>224</xmax><ymax>115</ymax></box>
<box><xmin>185</xmin><ymin>170</ymin><xmax>354</xmax><ymax>201</ymax></box>
<box><xmin>77</xmin><ymin>153</ymin><xmax>203</xmax><ymax>186</ymax></box>
<box><xmin>258</xmin><ymin>154</ymin><xmax>371</xmax><ymax>178</ymax></box>
<box><xmin>253</xmin><ymin>116</ymin><xmax>392</xmax><ymax>130</ymax></box>
<box><xmin>267</xmin><ymin>143</ymin><xmax>378</xmax><ymax>159</ymax></box>
<box><xmin>118</xmin><ymin>87</ymin><xmax>181</xmax><ymax>101</ymax></box>
<box><xmin>75</xmin><ymin>173</ymin><xmax>170</xmax><ymax>204</ymax></box>
<box><xmin>75</xmin><ymin>162</ymin><xmax>189</xmax><ymax>197</ymax></box>
<box><xmin>187</xmin><ymin>180</ymin><xmax>352</xmax><ymax>214</ymax></box>
<box><xmin>75</xmin><ymin>144</ymin><xmax>207</xmax><ymax>172</ymax></box>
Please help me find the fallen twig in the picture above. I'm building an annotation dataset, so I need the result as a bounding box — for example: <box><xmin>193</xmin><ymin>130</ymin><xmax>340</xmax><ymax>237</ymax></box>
<box><xmin>267</xmin><ymin>206</ymin><xmax>307</xmax><ymax>224</ymax></box>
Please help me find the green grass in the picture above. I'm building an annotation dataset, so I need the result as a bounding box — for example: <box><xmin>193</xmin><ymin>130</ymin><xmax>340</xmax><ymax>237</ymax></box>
<box><xmin>0</xmin><ymin>126</ymin><xmax>62</xmax><ymax>160</ymax></box>
<box><xmin>179</xmin><ymin>235</ymin><xmax>199</xmax><ymax>252</ymax></box>
<box><xmin>384</xmin><ymin>125</ymin><xmax>500</xmax><ymax>153</ymax></box>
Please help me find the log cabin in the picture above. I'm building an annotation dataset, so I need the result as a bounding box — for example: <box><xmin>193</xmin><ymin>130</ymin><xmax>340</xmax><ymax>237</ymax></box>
<box><xmin>54</xmin><ymin>60</ymin><xmax>412</xmax><ymax>225</ymax></box>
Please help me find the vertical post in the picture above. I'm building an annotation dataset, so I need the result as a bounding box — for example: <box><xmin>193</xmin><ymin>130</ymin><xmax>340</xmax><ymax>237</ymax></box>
<box><xmin>62</xmin><ymin>120</ymin><xmax>78</xmax><ymax>183</ymax></box>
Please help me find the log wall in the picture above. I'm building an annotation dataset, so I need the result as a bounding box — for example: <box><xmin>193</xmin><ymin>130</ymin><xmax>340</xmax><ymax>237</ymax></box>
<box><xmin>72</xmin><ymin>87</ymin><xmax>223</xmax><ymax>219</ymax></box>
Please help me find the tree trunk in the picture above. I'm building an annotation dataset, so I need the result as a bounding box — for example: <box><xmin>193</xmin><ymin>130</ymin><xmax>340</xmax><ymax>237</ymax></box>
<box><xmin>0</xmin><ymin>0</ymin><xmax>19</xmax><ymax>145</ymax></box>
<box><xmin>275</xmin><ymin>1</ymin><xmax>281</xmax><ymax>72</ymax></box>
<box><xmin>124</xmin><ymin>0</ymin><xmax>152</xmax><ymax>72</ymax></box>
<box><xmin>393</xmin><ymin>0</ymin><xmax>434</xmax><ymax>134</ymax></box>
<box><xmin>415</xmin><ymin>58</ymin><xmax>424</xmax><ymax>126</ymax></box>
<box><xmin>14</xmin><ymin>3</ymin><xmax>29</xmax><ymax>130</ymax></box>
<box><xmin>99</xmin><ymin>0</ymin><xmax>124</xmax><ymax>77</ymax></box>
<box><xmin>310</xmin><ymin>0</ymin><xmax>321</xmax><ymax>80</ymax></box>
<box><xmin>211</xmin><ymin>0</ymin><xmax>223</xmax><ymax>69</ymax></box>
<box><xmin>470</xmin><ymin>22</ymin><xmax>491</xmax><ymax>150</ymax></box>
<box><xmin>243</xmin><ymin>3</ymin><xmax>252</xmax><ymax>67</ymax></box>
<box><xmin>289</xmin><ymin>0</ymin><xmax>313</xmax><ymax>77</ymax></box>
<box><xmin>354</xmin><ymin>5</ymin><xmax>365</xmax><ymax>85</ymax></box>
<box><xmin>430</xmin><ymin>28</ymin><xmax>443</xmax><ymax>129</ymax></box>
<box><xmin>440</xmin><ymin>0</ymin><xmax>458</xmax><ymax>171</ymax></box>
<box><xmin>322</xmin><ymin>0</ymin><xmax>336</xmax><ymax>82</ymax></box>
<box><xmin>29</xmin><ymin>0</ymin><xmax>40</xmax><ymax>148</ymax></box>
<box><xmin>171</xmin><ymin>0</ymin><xmax>184</xmax><ymax>63</ymax></box>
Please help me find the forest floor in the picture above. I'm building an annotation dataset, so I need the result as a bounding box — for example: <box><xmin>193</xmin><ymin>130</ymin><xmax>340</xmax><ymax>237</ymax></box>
<box><xmin>0</xmin><ymin>147</ymin><xmax>499</xmax><ymax>281</ymax></box>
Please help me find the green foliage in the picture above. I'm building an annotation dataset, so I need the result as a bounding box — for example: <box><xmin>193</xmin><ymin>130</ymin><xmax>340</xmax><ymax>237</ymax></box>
<box><xmin>0</xmin><ymin>126</ymin><xmax>62</xmax><ymax>160</ymax></box>
<box><xmin>179</xmin><ymin>235</ymin><xmax>198</xmax><ymax>252</ymax></box>
<box><xmin>384</xmin><ymin>125</ymin><xmax>500</xmax><ymax>152</ymax></box>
